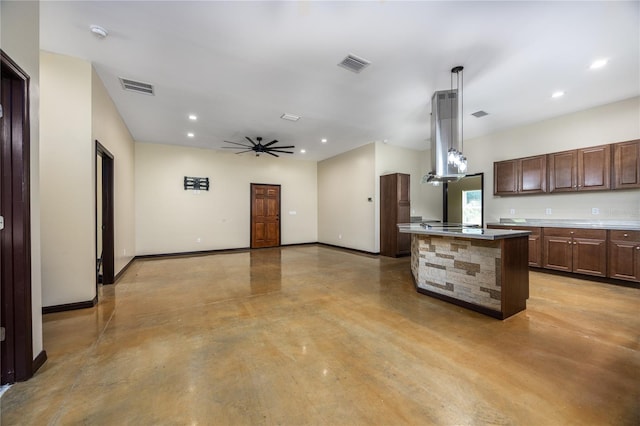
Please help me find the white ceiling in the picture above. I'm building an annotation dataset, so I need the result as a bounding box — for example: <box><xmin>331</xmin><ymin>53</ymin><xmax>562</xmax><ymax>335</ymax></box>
<box><xmin>40</xmin><ymin>1</ymin><xmax>640</xmax><ymax>161</ymax></box>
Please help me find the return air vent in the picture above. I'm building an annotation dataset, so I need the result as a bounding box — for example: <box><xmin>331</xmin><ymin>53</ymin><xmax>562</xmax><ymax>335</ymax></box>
<box><xmin>338</xmin><ymin>54</ymin><xmax>371</xmax><ymax>73</ymax></box>
<box><xmin>471</xmin><ymin>110</ymin><xmax>489</xmax><ymax>118</ymax></box>
<box><xmin>119</xmin><ymin>77</ymin><xmax>155</xmax><ymax>95</ymax></box>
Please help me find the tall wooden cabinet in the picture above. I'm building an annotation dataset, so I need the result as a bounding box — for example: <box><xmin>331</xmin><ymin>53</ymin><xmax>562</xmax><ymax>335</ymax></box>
<box><xmin>380</xmin><ymin>173</ymin><xmax>411</xmax><ymax>257</ymax></box>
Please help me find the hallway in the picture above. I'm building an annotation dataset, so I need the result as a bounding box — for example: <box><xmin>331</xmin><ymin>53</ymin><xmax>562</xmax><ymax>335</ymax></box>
<box><xmin>1</xmin><ymin>245</ymin><xmax>638</xmax><ymax>425</ymax></box>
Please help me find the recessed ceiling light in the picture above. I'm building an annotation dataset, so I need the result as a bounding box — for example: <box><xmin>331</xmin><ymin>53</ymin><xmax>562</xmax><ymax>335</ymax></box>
<box><xmin>187</xmin><ymin>132</ymin><xmax>195</xmax><ymax>138</ymax></box>
<box><xmin>300</xmin><ymin>149</ymin><xmax>306</xmax><ymax>154</ymax></box>
<box><xmin>188</xmin><ymin>114</ymin><xmax>197</xmax><ymax>121</ymax></box>
<box><xmin>590</xmin><ymin>59</ymin><xmax>608</xmax><ymax>69</ymax></box>
<box><xmin>321</xmin><ymin>138</ymin><xmax>327</xmax><ymax>143</ymax></box>
<box><xmin>551</xmin><ymin>91</ymin><xmax>565</xmax><ymax>99</ymax></box>
<box><xmin>281</xmin><ymin>113</ymin><xmax>301</xmax><ymax>122</ymax></box>
<box><xmin>89</xmin><ymin>25</ymin><xmax>108</xmax><ymax>39</ymax></box>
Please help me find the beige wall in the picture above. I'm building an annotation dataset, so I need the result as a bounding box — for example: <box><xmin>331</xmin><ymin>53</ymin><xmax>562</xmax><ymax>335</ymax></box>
<box><xmin>40</xmin><ymin>51</ymin><xmax>94</xmax><ymax>306</ymax></box>
<box><xmin>92</xmin><ymin>66</ymin><xmax>136</xmax><ymax>273</ymax></box>
<box><xmin>318</xmin><ymin>143</ymin><xmax>376</xmax><ymax>252</ymax></box>
<box><xmin>40</xmin><ymin>52</ymin><xmax>136</xmax><ymax>307</ymax></box>
<box><xmin>0</xmin><ymin>0</ymin><xmax>43</xmax><ymax>359</ymax></box>
<box><xmin>135</xmin><ymin>142</ymin><xmax>317</xmax><ymax>254</ymax></box>
<box><xmin>466</xmin><ymin>96</ymin><xmax>640</xmax><ymax>222</ymax></box>
<box><xmin>375</xmin><ymin>142</ymin><xmax>443</xmax><ymax>220</ymax></box>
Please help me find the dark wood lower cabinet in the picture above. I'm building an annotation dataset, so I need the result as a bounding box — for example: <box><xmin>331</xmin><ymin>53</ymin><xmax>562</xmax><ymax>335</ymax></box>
<box><xmin>487</xmin><ymin>225</ymin><xmax>542</xmax><ymax>267</ymax></box>
<box><xmin>608</xmin><ymin>230</ymin><xmax>640</xmax><ymax>282</ymax></box>
<box><xmin>489</xmin><ymin>224</ymin><xmax>640</xmax><ymax>283</ymax></box>
<box><xmin>543</xmin><ymin>228</ymin><xmax>607</xmax><ymax>277</ymax></box>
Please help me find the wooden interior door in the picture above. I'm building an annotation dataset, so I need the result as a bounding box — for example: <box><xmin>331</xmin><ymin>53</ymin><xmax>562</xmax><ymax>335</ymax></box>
<box><xmin>251</xmin><ymin>184</ymin><xmax>280</xmax><ymax>248</ymax></box>
<box><xmin>1</xmin><ymin>50</ymin><xmax>37</xmax><ymax>384</ymax></box>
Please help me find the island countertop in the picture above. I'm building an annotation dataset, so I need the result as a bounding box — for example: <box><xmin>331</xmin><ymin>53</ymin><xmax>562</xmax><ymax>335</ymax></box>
<box><xmin>398</xmin><ymin>223</ymin><xmax>531</xmax><ymax>240</ymax></box>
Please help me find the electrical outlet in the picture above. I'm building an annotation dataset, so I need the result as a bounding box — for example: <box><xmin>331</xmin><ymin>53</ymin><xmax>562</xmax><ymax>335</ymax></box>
<box><xmin>196</xmin><ymin>237</ymin><xmax>202</xmax><ymax>243</ymax></box>
<box><xmin>545</xmin><ymin>208</ymin><xmax>552</xmax><ymax>215</ymax></box>
<box><xmin>591</xmin><ymin>207</ymin><xmax>599</xmax><ymax>215</ymax></box>
<box><xmin>509</xmin><ymin>209</ymin><xmax>515</xmax><ymax>215</ymax></box>
<box><xmin>289</xmin><ymin>211</ymin><xmax>297</xmax><ymax>215</ymax></box>
<box><xmin>338</xmin><ymin>234</ymin><xmax>342</xmax><ymax>240</ymax></box>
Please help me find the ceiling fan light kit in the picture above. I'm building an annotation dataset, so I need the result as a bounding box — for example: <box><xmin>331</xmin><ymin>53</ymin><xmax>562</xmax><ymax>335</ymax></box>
<box><xmin>222</xmin><ymin>137</ymin><xmax>295</xmax><ymax>157</ymax></box>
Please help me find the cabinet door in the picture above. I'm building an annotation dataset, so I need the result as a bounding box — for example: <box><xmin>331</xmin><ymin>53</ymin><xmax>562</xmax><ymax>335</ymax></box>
<box><xmin>494</xmin><ymin>160</ymin><xmax>518</xmax><ymax>195</ymax></box>
<box><xmin>578</xmin><ymin>144</ymin><xmax>610</xmax><ymax>191</ymax></box>
<box><xmin>548</xmin><ymin>150</ymin><xmax>577</xmax><ymax>192</ymax></box>
<box><xmin>572</xmin><ymin>237</ymin><xmax>607</xmax><ymax>277</ymax></box>
<box><xmin>543</xmin><ymin>235</ymin><xmax>573</xmax><ymax>271</ymax></box>
<box><xmin>528</xmin><ymin>232</ymin><xmax>542</xmax><ymax>267</ymax></box>
<box><xmin>397</xmin><ymin>173</ymin><xmax>411</xmax><ymax>255</ymax></box>
<box><xmin>613</xmin><ymin>140</ymin><xmax>640</xmax><ymax>189</ymax></box>
<box><xmin>519</xmin><ymin>155</ymin><xmax>547</xmax><ymax>194</ymax></box>
<box><xmin>608</xmin><ymin>231</ymin><xmax>640</xmax><ymax>282</ymax></box>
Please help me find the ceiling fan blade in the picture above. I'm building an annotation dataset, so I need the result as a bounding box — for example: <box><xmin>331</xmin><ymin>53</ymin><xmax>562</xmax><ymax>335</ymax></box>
<box><xmin>245</xmin><ymin>137</ymin><xmax>257</xmax><ymax>146</ymax></box>
<box><xmin>263</xmin><ymin>139</ymin><xmax>279</xmax><ymax>148</ymax></box>
<box><xmin>269</xmin><ymin>145</ymin><xmax>295</xmax><ymax>149</ymax></box>
<box><xmin>224</xmin><ymin>141</ymin><xmax>253</xmax><ymax>148</ymax></box>
<box><xmin>222</xmin><ymin>146</ymin><xmax>253</xmax><ymax>150</ymax></box>
<box><xmin>268</xmin><ymin>149</ymin><xmax>294</xmax><ymax>154</ymax></box>
<box><xmin>234</xmin><ymin>149</ymin><xmax>254</xmax><ymax>154</ymax></box>
<box><xmin>265</xmin><ymin>151</ymin><xmax>279</xmax><ymax>157</ymax></box>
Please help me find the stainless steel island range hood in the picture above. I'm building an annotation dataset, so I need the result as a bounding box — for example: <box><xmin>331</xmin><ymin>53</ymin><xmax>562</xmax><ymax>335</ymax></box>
<box><xmin>423</xmin><ymin>66</ymin><xmax>467</xmax><ymax>184</ymax></box>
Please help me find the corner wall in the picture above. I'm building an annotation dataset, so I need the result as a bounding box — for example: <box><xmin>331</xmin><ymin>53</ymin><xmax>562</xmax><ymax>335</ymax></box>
<box><xmin>0</xmin><ymin>0</ymin><xmax>42</xmax><ymax>359</ymax></box>
<box><xmin>40</xmin><ymin>52</ymin><xmax>137</xmax><ymax>308</ymax></box>
<box><xmin>466</xmin><ymin>96</ymin><xmax>640</xmax><ymax>222</ymax></box>
<box><xmin>40</xmin><ymin>51</ymin><xmax>94</xmax><ymax>306</ymax></box>
<box><xmin>92</xmin><ymin>67</ymin><xmax>135</xmax><ymax>273</ymax></box>
<box><xmin>318</xmin><ymin>143</ymin><xmax>377</xmax><ymax>252</ymax></box>
<box><xmin>135</xmin><ymin>142</ymin><xmax>317</xmax><ymax>254</ymax></box>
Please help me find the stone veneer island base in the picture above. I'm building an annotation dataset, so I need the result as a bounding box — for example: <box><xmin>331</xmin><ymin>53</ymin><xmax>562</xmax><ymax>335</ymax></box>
<box><xmin>399</xmin><ymin>225</ymin><xmax>531</xmax><ymax>319</ymax></box>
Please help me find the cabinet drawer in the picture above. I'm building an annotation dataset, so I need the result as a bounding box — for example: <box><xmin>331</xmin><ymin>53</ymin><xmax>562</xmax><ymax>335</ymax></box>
<box><xmin>543</xmin><ymin>227</ymin><xmax>606</xmax><ymax>239</ymax></box>
<box><xmin>610</xmin><ymin>230</ymin><xmax>640</xmax><ymax>242</ymax></box>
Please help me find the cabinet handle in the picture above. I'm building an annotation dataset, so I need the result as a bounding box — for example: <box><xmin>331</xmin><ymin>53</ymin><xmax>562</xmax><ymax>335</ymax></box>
<box><xmin>624</xmin><ymin>233</ymin><xmax>628</xmax><ymax>238</ymax></box>
<box><xmin>573</xmin><ymin>242</ymin><xmax>577</xmax><ymax>245</ymax></box>
<box><xmin>570</xmin><ymin>231</ymin><xmax>574</xmax><ymax>234</ymax></box>
<box><xmin>568</xmin><ymin>241</ymin><xmax>572</xmax><ymax>244</ymax></box>
<box><xmin>636</xmin><ymin>246</ymin><xmax>640</xmax><ymax>250</ymax></box>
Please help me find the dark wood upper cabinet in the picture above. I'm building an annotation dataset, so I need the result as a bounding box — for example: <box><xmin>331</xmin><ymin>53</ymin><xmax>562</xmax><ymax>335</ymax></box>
<box><xmin>494</xmin><ymin>155</ymin><xmax>546</xmax><ymax>195</ymax></box>
<box><xmin>380</xmin><ymin>173</ymin><xmax>411</xmax><ymax>257</ymax></box>
<box><xmin>578</xmin><ymin>144</ymin><xmax>610</xmax><ymax>191</ymax></box>
<box><xmin>494</xmin><ymin>160</ymin><xmax>518</xmax><ymax>195</ymax></box>
<box><xmin>612</xmin><ymin>139</ymin><xmax>640</xmax><ymax>189</ymax></box>
<box><xmin>548</xmin><ymin>150</ymin><xmax>577</xmax><ymax>192</ymax></box>
<box><xmin>520</xmin><ymin>155</ymin><xmax>547</xmax><ymax>193</ymax></box>
<box><xmin>549</xmin><ymin>145</ymin><xmax>610</xmax><ymax>193</ymax></box>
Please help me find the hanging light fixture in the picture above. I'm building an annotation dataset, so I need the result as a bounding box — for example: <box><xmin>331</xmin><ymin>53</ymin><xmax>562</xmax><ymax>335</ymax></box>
<box><xmin>423</xmin><ymin>65</ymin><xmax>468</xmax><ymax>184</ymax></box>
<box><xmin>447</xmin><ymin>66</ymin><xmax>467</xmax><ymax>173</ymax></box>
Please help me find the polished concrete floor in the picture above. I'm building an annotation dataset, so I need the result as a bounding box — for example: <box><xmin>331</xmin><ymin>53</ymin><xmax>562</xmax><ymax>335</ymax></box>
<box><xmin>2</xmin><ymin>245</ymin><xmax>639</xmax><ymax>425</ymax></box>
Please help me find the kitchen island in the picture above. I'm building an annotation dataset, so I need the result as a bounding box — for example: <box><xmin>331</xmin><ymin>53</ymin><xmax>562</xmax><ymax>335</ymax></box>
<box><xmin>398</xmin><ymin>224</ymin><xmax>531</xmax><ymax>319</ymax></box>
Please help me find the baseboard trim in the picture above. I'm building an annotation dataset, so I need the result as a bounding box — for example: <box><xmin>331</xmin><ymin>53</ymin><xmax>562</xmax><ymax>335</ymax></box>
<box><xmin>114</xmin><ymin>257</ymin><xmax>136</xmax><ymax>283</ymax></box>
<box><xmin>316</xmin><ymin>243</ymin><xmax>380</xmax><ymax>257</ymax></box>
<box><xmin>531</xmin><ymin>268</ymin><xmax>640</xmax><ymax>289</ymax></box>
<box><xmin>42</xmin><ymin>295</ymin><xmax>98</xmax><ymax>314</ymax></box>
<box><xmin>135</xmin><ymin>247</ymin><xmax>251</xmax><ymax>260</ymax></box>
<box><xmin>32</xmin><ymin>350</ymin><xmax>47</xmax><ymax>375</ymax></box>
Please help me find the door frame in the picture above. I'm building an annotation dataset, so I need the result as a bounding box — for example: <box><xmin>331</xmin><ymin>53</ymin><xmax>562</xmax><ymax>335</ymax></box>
<box><xmin>95</xmin><ymin>140</ymin><xmax>115</xmax><ymax>285</ymax></box>
<box><xmin>250</xmin><ymin>183</ymin><xmax>281</xmax><ymax>249</ymax></box>
<box><xmin>1</xmin><ymin>50</ymin><xmax>38</xmax><ymax>384</ymax></box>
<box><xmin>443</xmin><ymin>172</ymin><xmax>484</xmax><ymax>226</ymax></box>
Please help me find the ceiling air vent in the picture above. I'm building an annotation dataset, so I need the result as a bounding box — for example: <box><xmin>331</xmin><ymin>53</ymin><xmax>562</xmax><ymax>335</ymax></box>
<box><xmin>338</xmin><ymin>54</ymin><xmax>371</xmax><ymax>73</ymax></box>
<box><xmin>119</xmin><ymin>77</ymin><xmax>155</xmax><ymax>95</ymax></box>
<box><xmin>471</xmin><ymin>110</ymin><xmax>489</xmax><ymax>118</ymax></box>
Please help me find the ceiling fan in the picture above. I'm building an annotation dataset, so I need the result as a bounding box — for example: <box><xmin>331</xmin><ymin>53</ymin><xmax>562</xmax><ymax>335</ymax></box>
<box><xmin>222</xmin><ymin>137</ymin><xmax>295</xmax><ymax>157</ymax></box>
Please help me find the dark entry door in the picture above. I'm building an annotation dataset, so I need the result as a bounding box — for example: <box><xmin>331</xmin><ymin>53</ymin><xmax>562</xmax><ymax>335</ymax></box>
<box><xmin>1</xmin><ymin>50</ymin><xmax>36</xmax><ymax>384</ymax></box>
<box><xmin>250</xmin><ymin>184</ymin><xmax>280</xmax><ymax>248</ymax></box>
